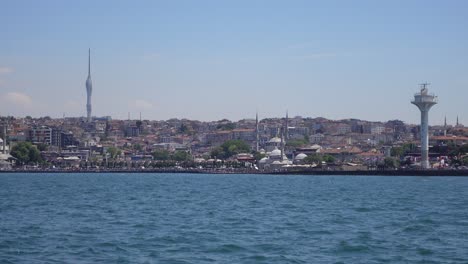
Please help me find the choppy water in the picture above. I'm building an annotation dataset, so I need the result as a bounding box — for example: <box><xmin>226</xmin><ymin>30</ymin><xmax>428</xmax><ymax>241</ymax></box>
<box><xmin>1</xmin><ymin>173</ymin><xmax>468</xmax><ymax>263</ymax></box>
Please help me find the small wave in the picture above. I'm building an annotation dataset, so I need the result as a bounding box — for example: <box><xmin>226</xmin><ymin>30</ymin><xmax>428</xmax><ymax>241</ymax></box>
<box><xmin>108</xmin><ymin>220</ymin><xmax>128</xmax><ymax>225</ymax></box>
<box><xmin>309</xmin><ymin>229</ymin><xmax>333</xmax><ymax>235</ymax></box>
<box><xmin>456</xmin><ymin>220</ymin><xmax>468</xmax><ymax>226</ymax></box>
<box><xmin>242</xmin><ymin>254</ymin><xmax>267</xmax><ymax>261</ymax></box>
<box><xmin>335</xmin><ymin>241</ymin><xmax>369</xmax><ymax>253</ymax></box>
<box><xmin>132</xmin><ymin>223</ymin><xmax>146</xmax><ymax>228</ymax></box>
<box><xmin>95</xmin><ymin>241</ymin><xmax>116</xmax><ymax>248</ymax></box>
<box><xmin>155</xmin><ymin>257</ymin><xmax>192</xmax><ymax>264</ymax></box>
<box><xmin>417</xmin><ymin>247</ymin><xmax>434</xmax><ymax>256</ymax></box>
<box><xmin>207</xmin><ymin>243</ymin><xmax>247</xmax><ymax>254</ymax></box>
<box><xmin>402</xmin><ymin>224</ymin><xmax>433</xmax><ymax>233</ymax></box>
<box><xmin>354</xmin><ymin>207</ymin><xmax>373</xmax><ymax>212</ymax></box>
<box><xmin>419</xmin><ymin>218</ymin><xmax>436</xmax><ymax>224</ymax></box>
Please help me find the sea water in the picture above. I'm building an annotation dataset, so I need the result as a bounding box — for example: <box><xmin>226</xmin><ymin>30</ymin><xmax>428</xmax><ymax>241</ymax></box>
<box><xmin>1</xmin><ymin>173</ymin><xmax>468</xmax><ymax>263</ymax></box>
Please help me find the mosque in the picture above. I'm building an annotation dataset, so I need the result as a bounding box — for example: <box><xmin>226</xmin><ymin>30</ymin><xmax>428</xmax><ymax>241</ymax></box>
<box><xmin>255</xmin><ymin>113</ymin><xmax>325</xmax><ymax>170</ymax></box>
<box><xmin>257</xmin><ymin>115</ymin><xmax>292</xmax><ymax>170</ymax></box>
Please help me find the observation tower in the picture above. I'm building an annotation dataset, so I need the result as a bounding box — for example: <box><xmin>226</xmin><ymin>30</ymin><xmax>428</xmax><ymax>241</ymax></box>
<box><xmin>85</xmin><ymin>49</ymin><xmax>93</xmax><ymax>122</ymax></box>
<box><xmin>411</xmin><ymin>83</ymin><xmax>437</xmax><ymax>169</ymax></box>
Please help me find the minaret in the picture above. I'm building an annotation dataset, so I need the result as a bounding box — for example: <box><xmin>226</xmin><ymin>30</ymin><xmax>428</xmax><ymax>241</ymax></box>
<box><xmin>2</xmin><ymin>119</ymin><xmax>7</xmax><ymax>154</ymax></box>
<box><xmin>85</xmin><ymin>48</ymin><xmax>93</xmax><ymax>123</ymax></box>
<box><xmin>255</xmin><ymin>111</ymin><xmax>259</xmax><ymax>152</ymax></box>
<box><xmin>282</xmin><ymin>111</ymin><xmax>288</xmax><ymax>159</ymax></box>
<box><xmin>456</xmin><ymin>116</ymin><xmax>459</xmax><ymax>127</ymax></box>
<box><xmin>280</xmin><ymin>125</ymin><xmax>284</xmax><ymax>160</ymax></box>
<box><xmin>411</xmin><ymin>83</ymin><xmax>437</xmax><ymax>169</ymax></box>
<box><xmin>444</xmin><ymin>116</ymin><xmax>447</xmax><ymax>136</ymax></box>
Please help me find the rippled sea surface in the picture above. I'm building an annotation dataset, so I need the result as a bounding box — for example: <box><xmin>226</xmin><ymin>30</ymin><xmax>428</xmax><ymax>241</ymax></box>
<box><xmin>1</xmin><ymin>173</ymin><xmax>468</xmax><ymax>263</ymax></box>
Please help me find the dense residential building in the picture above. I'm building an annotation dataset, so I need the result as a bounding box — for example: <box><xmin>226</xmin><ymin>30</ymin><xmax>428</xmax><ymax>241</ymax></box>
<box><xmin>29</xmin><ymin>126</ymin><xmax>53</xmax><ymax>145</ymax></box>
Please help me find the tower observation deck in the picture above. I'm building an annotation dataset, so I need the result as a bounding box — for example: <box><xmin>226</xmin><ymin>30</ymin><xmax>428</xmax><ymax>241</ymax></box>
<box><xmin>411</xmin><ymin>83</ymin><xmax>437</xmax><ymax>169</ymax></box>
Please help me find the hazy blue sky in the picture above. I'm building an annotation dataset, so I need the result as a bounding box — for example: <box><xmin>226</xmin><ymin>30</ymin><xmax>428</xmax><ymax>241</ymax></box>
<box><xmin>0</xmin><ymin>0</ymin><xmax>467</xmax><ymax>125</ymax></box>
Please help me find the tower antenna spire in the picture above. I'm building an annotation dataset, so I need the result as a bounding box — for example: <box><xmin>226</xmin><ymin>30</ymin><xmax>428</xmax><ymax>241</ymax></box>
<box><xmin>88</xmin><ymin>48</ymin><xmax>91</xmax><ymax>76</ymax></box>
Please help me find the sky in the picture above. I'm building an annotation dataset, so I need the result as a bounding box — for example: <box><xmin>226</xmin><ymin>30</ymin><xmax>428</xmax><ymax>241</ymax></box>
<box><xmin>0</xmin><ymin>0</ymin><xmax>467</xmax><ymax>125</ymax></box>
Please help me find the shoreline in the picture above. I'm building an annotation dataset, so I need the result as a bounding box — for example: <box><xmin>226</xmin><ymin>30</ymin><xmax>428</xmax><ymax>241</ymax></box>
<box><xmin>1</xmin><ymin>169</ymin><xmax>468</xmax><ymax>176</ymax></box>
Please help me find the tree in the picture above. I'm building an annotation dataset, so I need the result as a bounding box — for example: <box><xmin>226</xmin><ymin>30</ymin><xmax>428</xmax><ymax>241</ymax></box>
<box><xmin>133</xmin><ymin>143</ymin><xmax>143</xmax><ymax>152</ymax></box>
<box><xmin>391</xmin><ymin>143</ymin><xmax>415</xmax><ymax>158</ymax></box>
<box><xmin>106</xmin><ymin>146</ymin><xmax>121</xmax><ymax>159</ymax></box>
<box><xmin>172</xmin><ymin>151</ymin><xmax>191</xmax><ymax>162</ymax></box>
<box><xmin>391</xmin><ymin>146</ymin><xmax>405</xmax><ymax>158</ymax></box>
<box><xmin>216</xmin><ymin>122</ymin><xmax>236</xmax><ymax>131</ymax></box>
<box><xmin>36</xmin><ymin>143</ymin><xmax>48</xmax><ymax>152</ymax></box>
<box><xmin>253</xmin><ymin>151</ymin><xmax>266</xmax><ymax>161</ymax></box>
<box><xmin>286</xmin><ymin>139</ymin><xmax>308</xmax><ymax>148</ymax></box>
<box><xmin>179</xmin><ymin>123</ymin><xmax>190</xmax><ymax>134</ymax></box>
<box><xmin>10</xmin><ymin>142</ymin><xmax>42</xmax><ymax>165</ymax></box>
<box><xmin>323</xmin><ymin>154</ymin><xmax>335</xmax><ymax>163</ymax></box>
<box><xmin>462</xmin><ymin>156</ymin><xmax>468</xmax><ymax>166</ymax></box>
<box><xmin>383</xmin><ymin>157</ymin><xmax>399</xmax><ymax>169</ymax></box>
<box><xmin>152</xmin><ymin>149</ymin><xmax>170</xmax><ymax>160</ymax></box>
<box><xmin>304</xmin><ymin>154</ymin><xmax>322</xmax><ymax>164</ymax></box>
<box><xmin>459</xmin><ymin>144</ymin><xmax>468</xmax><ymax>155</ymax></box>
<box><xmin>136</xmin><ymin>120</ymin><xmax>143</xmax><ymax>130</ymax></box>
<box><xmin>210</xmin><ymin>140</ymin><xmax>250</xmax><ymax>159</ymax></box>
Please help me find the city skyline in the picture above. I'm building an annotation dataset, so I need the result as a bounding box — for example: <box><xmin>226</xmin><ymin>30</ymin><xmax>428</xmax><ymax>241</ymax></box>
<box><xmin>0</xmin><ymin>1</ymin><xmax>467</xmax><ymax>124</ymax></box>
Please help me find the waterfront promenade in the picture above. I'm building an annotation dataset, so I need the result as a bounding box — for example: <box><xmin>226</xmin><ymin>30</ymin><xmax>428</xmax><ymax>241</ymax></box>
<box><xmin>2</xmin><ymin>167</ymin><xmax>468</xmax><ymax>176</ymax></box>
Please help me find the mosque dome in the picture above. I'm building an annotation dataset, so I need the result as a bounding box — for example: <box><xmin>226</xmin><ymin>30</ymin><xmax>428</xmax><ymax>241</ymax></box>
<box><xmin>259</xmin><ymin>157</ymin><xmax>269</xmax><ymax>164</ymax></box>
<box><xmin>270</xmin><ymin>148</ymin><xmax>281</xmax><ymax>156</ymax></box>
<box><xmin>272</xmin><ymin>161</ymin><xmax>282</xmax><ymax>165</ymax></box>
<box><xmin>268</xmin><ymin>137</ymin><xmax>281</xmax><ymax>143</ymax></box>
<box><xmin>310</xmin><ymin>144</ymin><xmax>322</xmax><ymax>150</ymax></box>
<box><xmin>294</xmin><ymin>153</ymin><xmax>308</xmax><ymax>160</ymax></box>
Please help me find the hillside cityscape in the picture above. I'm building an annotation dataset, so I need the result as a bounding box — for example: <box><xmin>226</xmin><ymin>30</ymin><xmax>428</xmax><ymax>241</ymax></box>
<box><xmin>1</xmin><ymin>111</ymin><xmax>467</xmax><ymax>171</ymax></box>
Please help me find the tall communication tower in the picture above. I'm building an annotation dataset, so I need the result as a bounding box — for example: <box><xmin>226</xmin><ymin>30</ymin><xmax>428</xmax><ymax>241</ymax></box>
<box><xmin>85</xmin><ymin>49</ymin><xmax>93</xmax><ymax>122</ymax></box>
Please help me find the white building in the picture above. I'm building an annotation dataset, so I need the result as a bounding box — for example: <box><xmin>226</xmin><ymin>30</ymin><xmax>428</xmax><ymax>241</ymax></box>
<box><xmin>258</xmin><ymin>147</ymin><xmax>291</xmax><ymax>170</ymax></box>
<box><xmin>265</xmin><ymin>137</ymin><xmax>282</xmax><ymax>152</ymax></box>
